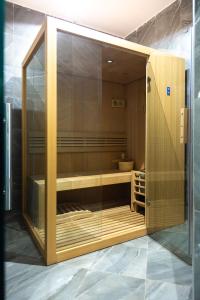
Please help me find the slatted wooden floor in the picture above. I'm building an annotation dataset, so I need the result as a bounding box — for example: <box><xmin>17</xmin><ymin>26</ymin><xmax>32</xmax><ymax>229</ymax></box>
<box><xmin>56</xmin><ymin>205</ymin><xmax>145</xmax><ymax>252</ymax></box>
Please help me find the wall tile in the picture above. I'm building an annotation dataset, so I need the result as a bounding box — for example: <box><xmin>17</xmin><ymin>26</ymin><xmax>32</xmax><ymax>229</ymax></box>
<box><xmin>195</xmin><ymin>0</ymin><xmax>200</xmax><ymax>20</ymax></box>
<box><xmin>13</xmin><ymin>4</ymin><xmax>44</xmax><ymax>38</ymax></box>
<box><xmin>180</xmin><ymin>0</ymin><xmax>193</xmax><ymax>27</ymax></box>
<box><xmin>136</xmin><ymin>17</ymin><xmax>156</xmax><ymax>46</ymax></box>
<box><xmin>154</xmin><ymin>1</ymin><xmax>181</xmax><ymax>45</ymax></box>
<box><xmin>5</xmin><ymin>2</ymin><xmax>13</xmax><ymax>35</ymax></box>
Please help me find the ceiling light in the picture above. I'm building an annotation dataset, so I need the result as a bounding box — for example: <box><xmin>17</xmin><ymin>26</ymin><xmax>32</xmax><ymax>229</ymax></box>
<box><xmin>107</xmin><ymin>59</ymin><xmax>113</xmax><ymax>63</ymax></box>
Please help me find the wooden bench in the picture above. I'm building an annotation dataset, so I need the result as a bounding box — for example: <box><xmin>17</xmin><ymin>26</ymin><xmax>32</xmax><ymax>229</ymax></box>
<box><xmin>30</xmin><ymin>170</ymin><xmax>138</xmax><ymax>228</ymax></box>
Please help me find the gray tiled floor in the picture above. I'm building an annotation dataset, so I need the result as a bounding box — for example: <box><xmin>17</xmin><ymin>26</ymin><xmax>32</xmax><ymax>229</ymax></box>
<box><xmin>5</xmin><ymin>214</ymin><xmax>192</xmax><ymax>300</ymax></box>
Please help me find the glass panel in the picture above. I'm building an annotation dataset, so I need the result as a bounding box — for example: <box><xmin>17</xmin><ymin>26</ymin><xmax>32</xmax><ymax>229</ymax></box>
<box><xmin>193</xmin><ymin>1</ymin><xmax>200</xmax><ymax>297</ymax></box>
<box><xmin>56</xmin><ymin>30</ymin><xmax>147</xmax><ymax>254</ymax></box>
<box><xmin>56</xmin><ymin>31</ymin><xmax>103</xmax><ymax>251</ymax></box>
<box><xmin>26</xmin><ymin>41</ymin><xmax>46</xmax><ymax>244</ymax></box>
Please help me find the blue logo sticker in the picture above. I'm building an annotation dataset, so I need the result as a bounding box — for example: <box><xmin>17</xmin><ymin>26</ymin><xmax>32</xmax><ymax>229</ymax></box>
<box><xmin>166</xmin><ymin>86</ymin><xmax>170</xmax><ymax>96</ymax></box>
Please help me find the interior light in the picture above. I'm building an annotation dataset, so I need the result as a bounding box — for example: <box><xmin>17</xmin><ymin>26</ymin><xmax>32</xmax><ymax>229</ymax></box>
<box><xmin>107</xmin><ymin>59</ymin><xmax>113</xmax><ymax>63</ymax></box>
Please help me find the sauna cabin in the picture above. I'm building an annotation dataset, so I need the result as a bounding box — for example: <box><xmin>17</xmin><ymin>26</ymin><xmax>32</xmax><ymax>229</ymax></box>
<box><xmin>22</xmin><ymin>16</ymin><xmax>186</xmax><ymax>265</ymax></box>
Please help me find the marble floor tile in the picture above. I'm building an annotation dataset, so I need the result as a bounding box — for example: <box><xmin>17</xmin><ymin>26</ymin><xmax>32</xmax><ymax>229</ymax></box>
<box><xmin>147</xmin><ymin>248</ymin><xmax>192</xmax><ymax>286</ymax></box>
<box><xmin>90</xmin><ymin>243</ymin><xmax>147</xmax><ymax>279</ymax></box>
<box><xmin>5</xmin><ymin>214</ymin><xmax>193</xmax><ymax>300</ymax></box>
<box><xmin>49</xmin><ymin>269</ymin><xmax>145</xmax><ymax>300</ymax></box>
<box><xmin>145</xmin><ymin>279</ymin><xmax>192</xmax><ymax>300</ymax></box>
<box><xmin>5</xmin><ymin>226</ymin><xmax>43</xmax><ymax>265</ymax></box>
<box><xmin>5</xmin><ymin>252</ymin><xmax>102</xmax><ymax>300</ymax></box>
<box><xmin>123</xmin><ymin>235</ymin><xmax>150</xmax><ymax>249</ymax></box>
<box><xmin>147</xmin><ymin>236</ymin><xmax>170</xmax><ymax>252</ymax></box>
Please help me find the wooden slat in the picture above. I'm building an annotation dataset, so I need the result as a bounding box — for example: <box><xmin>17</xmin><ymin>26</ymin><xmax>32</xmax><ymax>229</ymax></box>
<box><xmin>28</xmin><ymin>134</ymin><xmax>127</xmax><ymax>154</ymax></box>
<box><xmin>56</xmin><ymin>215</ymin><xmax>144</xmax><ymax>238</ymax></box>
<box><xmin>57</xmin><ymin>221</ymin><xmax>145</xmax><ymax>248</ymax></box>
<box><xmin>56</xmin><ymin>213</ymin><xmax>143</xmax><ymax>235</ymax></box>
<box><xmin>135</xmin><ymin>184</ymin><xmax>145</xmax><ymax>188</ymax></box>
<box><xmin>135</xmin><ymin>200</ymin><xmax>145</xmax><ymax>208</ymax></box>
<box><xmin>57</xmin><ymin>217</ymin><xmax>144</xmax><ymax>242</ymax></box>
<box><xmin>53</xmin><ymin>205</ymin><xmax>144</xmax><ymax>251</ymax></box>
<box><xmin>57</xmin><ymin>225</ymin><xmax>146</xmax><ymax>253</ymax></box>
<box><xmin>135</xmin><ymin>178</ymin><xmax>145</xmax><ymax>182</ymax></box>
<box><xmin>134</xmin><ymin>191</ymin><xmax>145</xmax><ymax>196</ymax></box>
<box><xmin>56</xmin><ymin>205</ymin><xmax>133</xmax><ymax>227</ymax></box>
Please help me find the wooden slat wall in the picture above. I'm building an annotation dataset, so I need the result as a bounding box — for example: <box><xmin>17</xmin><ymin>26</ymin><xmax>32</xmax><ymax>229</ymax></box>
<box><xmin>57</xmin><ymin>79</ymin><xmax>127</xmax><ymax>173</ymax></box>
<box><xmin>27</xmin><ymin>77</ymin><xmax>147</xmax><ymax>175</ymax></box>
<box><xmin>28</xmin><ymin>132</ymin><xmax>127</xmax><ymax>153</ymax></box>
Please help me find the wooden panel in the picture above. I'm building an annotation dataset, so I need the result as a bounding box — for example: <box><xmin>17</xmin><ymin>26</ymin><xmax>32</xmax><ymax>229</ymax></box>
<box><xmin>102</xmin><ymin>47</ymin><xmax>146</xmax><ymax>84</ymax></box>
<box><xmin>146</xmin><ymin>53</ymin><xmax>185</xmax><ymax>232</ymax></box>
<box><xmin>57</xmin><ymin>75</ymin><xmax>125</xmax><ymax>133</ymax></box>
<box><xmin>45</xmin><ymin>18</ymin><xmax>57</xmax><ymax>264</ymax></box>
<box><xmin>126</xmin><ymin>78</ymin><xmax>146</xmax><ymax>169</ymax></box>
<box><xmin>57</xmin><ymin>40</ymin><xmax>127</xmax><ymax>172</ymax></box>
<box><xmin>101</xmin><ymin>81</ymin><xmax>126</xmax><ymax>132</ymax></box>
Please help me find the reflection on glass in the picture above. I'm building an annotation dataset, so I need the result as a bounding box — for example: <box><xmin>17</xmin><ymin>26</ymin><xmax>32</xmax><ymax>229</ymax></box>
<box><xmin>26</xmin><ymin>41</ymin><xmax>46</xmax><ymax>244</ymax></box>
<box><xmin>56</xmin><ymin>30</ymin><xmax>147</xmax><ymax>253</ymax></box>
<box><xmin>56</xmin><ymin>31</ymin><xmax>104</xmax><ymax>251</ymax></box>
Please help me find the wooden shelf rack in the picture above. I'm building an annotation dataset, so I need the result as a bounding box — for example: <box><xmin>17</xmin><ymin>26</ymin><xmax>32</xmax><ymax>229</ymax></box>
<box><xmin>131</xmin><ymin>170</ymin><xmax>146</xmax><ymax>212</ymax></box>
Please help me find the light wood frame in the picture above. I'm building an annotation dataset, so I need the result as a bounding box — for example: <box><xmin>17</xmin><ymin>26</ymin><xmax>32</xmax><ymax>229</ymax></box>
<box><xmin>22</xmin><ymin>16</ymin><xmax>185</xmax><ymax>265</ymax></box>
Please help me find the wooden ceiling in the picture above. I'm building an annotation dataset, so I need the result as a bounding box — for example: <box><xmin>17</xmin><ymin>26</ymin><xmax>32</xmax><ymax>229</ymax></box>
<box><xmin>57</xmin><ymin>32</ymin><xmax>147</xmax><ymax>85</ymax></box>
<box><xmin>102</xmin><ymin>46</ymin><xmax>146</xmax><ymax>84</ymax></box>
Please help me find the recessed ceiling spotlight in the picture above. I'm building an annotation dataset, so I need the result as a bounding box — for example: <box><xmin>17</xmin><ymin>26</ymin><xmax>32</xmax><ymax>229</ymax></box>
<box><xmin>107</xmin><ymin>59</ymin><xmax>113</xmax><ymax>63</ymax></box>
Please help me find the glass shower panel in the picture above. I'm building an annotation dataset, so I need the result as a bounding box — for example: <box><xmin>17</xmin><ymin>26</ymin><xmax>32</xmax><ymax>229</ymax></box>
<box><xmin>26</xmin><ymin>41</ymin><xmax>46</xmax><ymax>244</ymax></box>
<box><xmin>193</xmin><ymin>0</ymin><xmax>200</xmax><ymax>297</ymax></box>
<box><xmin>56</xmin><ymin>31</ymin><xmax>103</xmax><ymax>251</ymax></box>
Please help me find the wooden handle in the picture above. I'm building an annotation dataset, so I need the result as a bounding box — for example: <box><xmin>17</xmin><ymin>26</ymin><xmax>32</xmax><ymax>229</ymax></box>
<box><xmin>180</xmin><ymin>108</ymin><xmax>188</xmax><ymax>144</ymax></box>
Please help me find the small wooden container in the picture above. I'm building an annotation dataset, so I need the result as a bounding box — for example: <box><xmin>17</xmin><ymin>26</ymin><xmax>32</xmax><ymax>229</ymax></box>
<box><xmin>118</xmin><ymin>161</ymin><xmax>134</xmax><ymax>172</ymax></box>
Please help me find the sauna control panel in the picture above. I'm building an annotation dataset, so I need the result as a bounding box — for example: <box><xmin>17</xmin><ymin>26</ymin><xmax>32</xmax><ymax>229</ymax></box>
<box><xmin>112</xmin><ymin>98</ymin><xmax>125</xmax><ymax>108</ymax></box>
